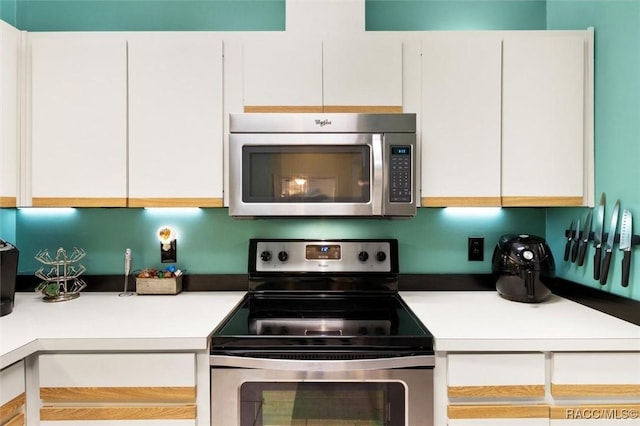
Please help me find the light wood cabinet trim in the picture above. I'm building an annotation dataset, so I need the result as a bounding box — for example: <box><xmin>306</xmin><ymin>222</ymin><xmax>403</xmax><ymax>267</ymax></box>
<box><xmin>5</xmin><ymin>412</ymin><xmax>25</xmax><ymax>426</ymax></box>
<box><xmin>323</xmin><ymin>105</ymin><xmax>403</xmax><ymax>113</ymax></box>
<box><xmin>502</xmin><ymin>196</ymin><xmax>583</xmax><ymax>207</ymax></box>
<box><xmin>448</xmin><ymin>404</ymin><xmax>549</xmax><ymax>419</ymax></box>
<box><xmin>127</xmin><ymin>197</ymin><xmax>223</xmax><ymax>208</ymax></box>
<box><xmin>551</xmin><ymin>384</ymin><xmax>640</xmax><ymax>397</ymax></box>
<box><xmin>32</xmin><ymin>197</ymin><xmax>127</xmax><ymax>208</ymax></box>
<box><xmin>550</xmin><ymin>404</ymin><xmax>640</xmax><ymax>419</ymax></box>
<box><xmin>244</xmin><ymin>105</ymin><xmax>323</xmax><ymax>113</ymax></box>
<box><xmin>0</xmin><ymin>393</ymin><xmax>25</xmax><ymax>423</ymax></box>
<box><xmin>448</xmin><ymin>385</ymin><xmax>545</xmax><ymax>398</ymax></box>
<box><xmin>40</xmin><ymin>404</ymin><xmax>196</xmax><ymax>421</ymax></box>
<box><xmin>421</xmin><ymin>196</ymin><xmax>501</xmax><ymax>207</ymax></box>
<box><xmin>0</xmin><ymin>197</ymin><xmax>17</xmax><ymax>208</ymax></box>
<box><xmin>40</xmin><ymin>386</ymin><xmax>196</xmax><ymax>403</ymax></box>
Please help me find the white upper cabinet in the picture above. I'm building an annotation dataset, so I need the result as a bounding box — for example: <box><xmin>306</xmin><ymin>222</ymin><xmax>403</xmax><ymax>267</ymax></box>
<box><xmin>502</xmin><ymin>32</ymin><xmax>587</xmax><ymax>207</ymax></box>
<box><xmin>242</xmin><ymin>38</ymin><xmax>323</xmax><ymax>112</ymax></box>
<box><xmin>0</xmin><ymin>21</ymin><xmax>20</xmax><ymax>208</ymax></box>
<box><xmin>128</xmin><ymin>35</ymin><xmax>224</xmax><ymax>207</ymax></box>
<box><xmin>421</xmin><ymin>33</ymin><xmax>502</xmax><ymax>207</ymax></box>
<box><xmin>29</xmin><ymin>34</ymin><xmax>128</xmax><ymax>207</ymax></box>
<box><xmin>323</xmin><ymin>38</ymin><xmax>403</xmax><ymax>112</ymax></box>
<box><xmin>240</xmin><ymin>38</ymin><xmax>402</xmax><ymax>113</ymax></box>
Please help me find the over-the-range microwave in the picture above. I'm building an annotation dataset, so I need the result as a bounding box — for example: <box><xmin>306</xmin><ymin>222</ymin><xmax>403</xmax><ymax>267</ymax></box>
<box><xmin>228</xmin><ymin>113</ymin><xmax>417</xmax><ymax>218</ymax></box>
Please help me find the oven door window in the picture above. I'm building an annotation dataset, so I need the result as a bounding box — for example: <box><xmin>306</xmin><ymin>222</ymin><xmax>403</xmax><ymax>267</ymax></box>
<box><xmin>240</xmin><ymin>381</ymin><xmax>405</xmax><ymax>426</ymax></box>
<box><xmin>242</xmin><ymin>145</ymin><xmax>371</xmax><ymax>203</ymax></box>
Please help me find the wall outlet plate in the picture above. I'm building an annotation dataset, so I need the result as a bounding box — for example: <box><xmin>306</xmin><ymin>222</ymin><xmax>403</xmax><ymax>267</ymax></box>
<box><xmin>468</xmin><ymin>237</ymin><xmax>484</xmax><ymax>261</ymax></box>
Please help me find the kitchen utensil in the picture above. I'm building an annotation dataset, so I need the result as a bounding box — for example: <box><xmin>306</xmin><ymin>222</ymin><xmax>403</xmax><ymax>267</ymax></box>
<box><xmin>599</xmin><ymin>200</ymin><xmax>620</xmax><ymax>285</ymax></box>
<box><xmin>571</xmin><ymin>219</ymin><xmax>581</xmax><ymax>263</ymax></box>
<box><xmin>491</xmin><ymin>234</ymin><xmax>556</xmax><ymax>303</ymax></box>
<box><xmin>619</xmin><ymin>210</ymin><xmax>632</xmax><ymax>287</ymax></box>
<box><xmin>564</xmin><ymin>219</ymin><xmax>574</xmax><ymax>262</ymax></box>
<box><xmin>593</xmin><ymin>193</ymin><xmax>606</xmax><ymax>280</ymax></box>
<box><xmin>119</xmin><ymin>248</ymin><xmax>134</xmax><ymax>297</ymax></box>
<box><xmin>577</xmin><ymin>210</ymin><xmax>593</xmax><ymax>266</ymax></box>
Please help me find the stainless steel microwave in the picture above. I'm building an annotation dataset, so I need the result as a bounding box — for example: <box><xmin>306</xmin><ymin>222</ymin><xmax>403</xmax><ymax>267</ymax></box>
<box><xmin>228</xmin><ymin>113</ymin><xmax>417</xmax><ymax>217</ymax></box>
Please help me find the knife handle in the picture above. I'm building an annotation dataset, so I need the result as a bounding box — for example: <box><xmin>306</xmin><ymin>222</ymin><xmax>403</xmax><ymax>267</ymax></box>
<box><xmin>593</xmin><ymin>246</ymin><xmax>602</xmax><ymax>280</ymax></box>
<box><xmin>564</xmin><ymin>239</ymin><xmax>571</xmax><ymax>261</ymax></box>
<box><xmin>577</xmin><ymin>241</ymin><xmax>588</xmax><ymax>266</ymax></box>
<box><xmin>599</xmin><ymin>250</ymin><xmax>612</xmax><ymax>285</ymax></box>
<box><xmin>621</xmin><ymin>251</ymin><xmax>631</xmax><ymax>287</ymax></box>
<box><xmin>571</xmin><ymin>239</ymin><xmax>580</xmax><ymax>263</ymax></box>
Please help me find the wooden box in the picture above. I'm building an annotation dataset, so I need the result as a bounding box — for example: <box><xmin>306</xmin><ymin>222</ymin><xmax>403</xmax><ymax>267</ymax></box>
<box><xmin>136</xmin><ymin>276</ymin><xmax>182</xmax><ymax>295</ymax></box>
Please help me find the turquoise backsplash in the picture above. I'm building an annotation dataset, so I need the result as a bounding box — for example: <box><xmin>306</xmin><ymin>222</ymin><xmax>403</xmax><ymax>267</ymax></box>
<box><xmin>8</xmin><ymin>207</ymin><xmax>545</xmax><ymax>276</ymax></box>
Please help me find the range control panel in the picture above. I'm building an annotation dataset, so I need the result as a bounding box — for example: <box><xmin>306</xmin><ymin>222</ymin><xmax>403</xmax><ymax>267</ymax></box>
<box><xmin>250</xmin><ymin>239</ymin><xmax>398</xmax><ymax>274</ymax></box>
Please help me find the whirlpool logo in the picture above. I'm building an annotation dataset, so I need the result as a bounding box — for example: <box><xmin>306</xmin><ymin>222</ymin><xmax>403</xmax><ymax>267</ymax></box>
<box><xmin>315</xmin><ymin>119</ymin><xmax>332</xmax><ymax>127</ymax></box>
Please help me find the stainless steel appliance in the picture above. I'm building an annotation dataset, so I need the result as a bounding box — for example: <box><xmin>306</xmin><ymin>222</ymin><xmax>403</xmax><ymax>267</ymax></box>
<box><xmin>210</xmin><ymin>239</ymin><xmax>434</xmax><ymax>426</ymax></box>
<box><xmin>491</xmin><ymin>234</ymin><xmax>556</xmax><ymax>303</ymax></box>
<box><xmin>0</xmin><ymin>239</ymin><xmax>19</xmax><ymax>316</ymax></box>
<box><xmin>228</xmin><ymin>113</ymin><xmax>417</xmax><ymax>217</ymax></box>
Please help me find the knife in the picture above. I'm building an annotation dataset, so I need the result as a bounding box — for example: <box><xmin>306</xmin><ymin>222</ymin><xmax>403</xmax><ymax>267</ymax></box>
<box><xmin>593</xmin><ymin>193</ymin><xmax>606</xmax><ymax>280</ymax></box>
<box><xmin>599</xmin><ymin>200</ymin><xmax>620</xmax><ymax>285</ymax></box>
<box><xmin>577</xmin><ymin>210</ymin><xmax>592</xmax><ymax>266</ymax></box>
<box><xmin>564</xmin><ymin>219</ymin><xmax>574</xmax><ymax>262</ymax></box>
<box><xmin>571</xmin><ymin>219</ymin><xmax>581</xmax><ymax>263</ymax></box>
<box><xmin>619</xmin><ymin>210</ymin><xmax>632</xmax><ymax>287</ymax></box>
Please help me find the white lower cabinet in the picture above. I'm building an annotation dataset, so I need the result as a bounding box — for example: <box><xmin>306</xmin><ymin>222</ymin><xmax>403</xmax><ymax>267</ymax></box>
<box><xmin>38</xmin><ymin>353</ymin><xmax>196</xmax><ymax>425</ymax></box>
<box><xmin>549</xmin><ymin>353</ymin><xmax>640</xmax><ymax>425</ymax></box>
<box><xmin>0</xmin><ymin>360</ymin><xmax>26</xmax><ymax>426</ymax></box>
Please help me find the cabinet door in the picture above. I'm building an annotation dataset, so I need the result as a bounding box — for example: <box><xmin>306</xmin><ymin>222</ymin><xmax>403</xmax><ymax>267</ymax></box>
<box><xmin>39</xmin><ymin>353</ymin><xmax>196</xmax><ymax>424</ymax></box>
<box><xmin>421</xmin><ymin>33</ymin><xmax>502</xmax><ymax>207</ymax></box>
<box><xmin>30</xmin><ymin>34</ymin><xmax>127</xmax><ymax>207</ymax></box>
<box><xmin>242</xmin><ymin>38</ymin><xmax>323</xmax><ymax>112</ymax></box>
<box><xmin>0</xmin><ymin>360</ymin><xmax>26</xmax><ymax>426</ymax></box>
<box><xmin>502</xmin><ymin>32</ymin><xmax>586</xmax><ymax>207</ymax></box>
<box><xmin>323</xmin><ymin>39</ymin><xmax>402</xmax><ymax>112</ymax></box>
<box><xmin>128</xmin><ymin>35</ymin><xmax>224</xmax><ymax>207</ymax></box>
<box><xmin>0</xmin><ymin>21</ymin><xmax>20</xmax><ymax>208</ymax></box>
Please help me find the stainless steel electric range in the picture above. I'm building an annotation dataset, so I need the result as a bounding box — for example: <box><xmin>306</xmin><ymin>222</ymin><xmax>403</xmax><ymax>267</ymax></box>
<box><xmin>210</xmin><ymin>239</ymin><xmax>434</xmax><ymax>426</ymax></box>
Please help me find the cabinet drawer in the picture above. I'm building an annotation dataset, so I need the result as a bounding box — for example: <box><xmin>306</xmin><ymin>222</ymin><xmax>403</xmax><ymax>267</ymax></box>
<box><xmin>550</xmin><ymin>404</ymin><xmax>640</xmax><ymax>424</ymax></box>
<box><xmin>39</xmin><ymin>353</ymin><xmax>195</xmax><ymax>387</ymax></box>
<box><xmin>551</xmin><ymin>353</ymin><xmax>640</xmax><ymax>397</ymax></box>
<box><xmin>449</xmin><ymin>404</ymin><xmax>549</xmax><ymax>425</ymax></box>
<box><xmin>448</xmin><ymin>353</ymin><xmax>545</xmax><ymax>398</ymax></box>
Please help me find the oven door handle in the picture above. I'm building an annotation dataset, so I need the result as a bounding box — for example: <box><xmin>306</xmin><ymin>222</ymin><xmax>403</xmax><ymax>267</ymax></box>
<box><xmin>210</xmin><ymin>355</ymin><xmax>435</xmax><ymax>371</ymax></box>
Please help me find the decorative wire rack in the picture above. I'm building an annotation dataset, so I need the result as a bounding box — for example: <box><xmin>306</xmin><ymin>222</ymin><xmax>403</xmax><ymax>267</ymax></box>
<box><xmin>35</xmin><ymin>247</ymin><xmax>87</xmax><ymax>302</ymax></box>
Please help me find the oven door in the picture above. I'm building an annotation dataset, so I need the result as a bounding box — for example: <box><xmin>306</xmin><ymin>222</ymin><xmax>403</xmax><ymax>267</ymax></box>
<box><xmin>229</xmin><ymin>133</ymin><xmax>383</xmax><ymax>217</ymax></box>
<box><xmin>210</xmin><ymin>356</ymin><xmax>434</xmax><ymax>426</ymax></box>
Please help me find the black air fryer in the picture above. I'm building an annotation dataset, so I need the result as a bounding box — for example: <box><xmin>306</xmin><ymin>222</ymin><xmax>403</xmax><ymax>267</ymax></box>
<box><xmin>0</xmin><ymin>239</ymin><xmax>19</xmax><ymax>316</ymax></box>
<box><xmin>491</xmin><ymin>234</ymin><xmax>555</xmax><ymax>303</ymax></box>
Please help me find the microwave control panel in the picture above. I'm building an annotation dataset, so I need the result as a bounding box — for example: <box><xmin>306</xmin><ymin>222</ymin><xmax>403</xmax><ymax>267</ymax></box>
<box><xmin>389</xmin><ymin>146</ymin><xmax>412</xmax><ymax>202</ymax></box>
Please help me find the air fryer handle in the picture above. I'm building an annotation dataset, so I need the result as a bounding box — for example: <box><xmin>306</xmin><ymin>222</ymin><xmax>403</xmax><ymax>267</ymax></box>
<box><xmin>525</xmin><ymin>269</ymin><xmax>536</xmax><ymax>301</ymax></box>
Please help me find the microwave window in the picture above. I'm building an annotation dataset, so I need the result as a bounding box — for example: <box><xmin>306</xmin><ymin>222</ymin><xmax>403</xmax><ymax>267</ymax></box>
<box><xmin>242</xmin><ymin>146</ymin><xmax>370</xmax><ymax>203</ymax></box>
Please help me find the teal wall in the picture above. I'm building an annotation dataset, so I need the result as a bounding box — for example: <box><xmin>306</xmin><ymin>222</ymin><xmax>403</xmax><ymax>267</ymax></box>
<box><xmin>0</xmin><ymin>0</ymin><xmax>17</xmax><ymax>27</ymax></box>
<box><xmin>545</xmin><ymin>0</ymin><xmax>640</xmax><ymax>301</ymax></box>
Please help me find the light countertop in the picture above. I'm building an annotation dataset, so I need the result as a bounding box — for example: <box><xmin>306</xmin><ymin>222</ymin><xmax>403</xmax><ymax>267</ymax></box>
<box><xmin>2</xmin><ymin>291</ymin><xmax>640</xmax><ymax>369</ymax></box>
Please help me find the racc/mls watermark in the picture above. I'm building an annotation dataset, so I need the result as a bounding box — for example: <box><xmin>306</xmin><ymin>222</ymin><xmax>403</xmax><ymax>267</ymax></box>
<box><xmin>564</xmin><ymin>408</ymin><xmax>639</xmax><ymax>420</ymax></box>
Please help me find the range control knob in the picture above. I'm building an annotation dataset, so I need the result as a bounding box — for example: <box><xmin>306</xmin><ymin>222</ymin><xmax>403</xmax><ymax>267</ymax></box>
<box><xmin>278</xmin><ymin>251</ymin><xmax>289</xmax><ymax>262</ymax></box>
<box><xmin>260</xmin><ymin>251</ymin><xmax>272</xmax><ymax>262</ymax></box>
<box><xmin>376</xmin><ymin>251</ymin><xmax>387</xmax><ymax>262</ymax></box>
<box><xmin>358</xmin><ymin>251</ymin><xmax>369</xmax><ymax>262</ymax></box>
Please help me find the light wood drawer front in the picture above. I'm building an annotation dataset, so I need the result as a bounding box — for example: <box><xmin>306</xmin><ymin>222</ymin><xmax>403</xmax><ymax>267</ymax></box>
<box><xmin>552</xmin><ymin>353</ymin><xmax>640</xmax><ymax>397</ymax></box>
<box><xmin>40</xmin><ymin>420</ymin><xmax>196</xmax><ymax>425</ymax></box>
<box><xmin>40</xmin><ymin>405</ymin><xmax>196</xmax><ymax>421</ymax></box>
<box><xmin>448</xmin><ymin>353</ymin><xmax>546</xmax><ymax>398</ymax></box>
<box><xmin>39</xmin><ymin>353</ymin><xmax>195</xmax><ymax>387</ymax></box>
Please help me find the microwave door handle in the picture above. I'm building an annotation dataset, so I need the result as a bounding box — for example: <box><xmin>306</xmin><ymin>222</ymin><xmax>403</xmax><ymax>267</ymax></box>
<box><xmin>371</xmin><ymin>134</ymin><xmax>384</xmax><ymax>215</ymax></box>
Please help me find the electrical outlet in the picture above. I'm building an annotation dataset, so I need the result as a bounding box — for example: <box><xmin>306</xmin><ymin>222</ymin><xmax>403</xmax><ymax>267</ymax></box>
<box><xmin>468</xmin><ymin>237</ymin><xmax>484</xmax><ymax>261</ymax></box>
